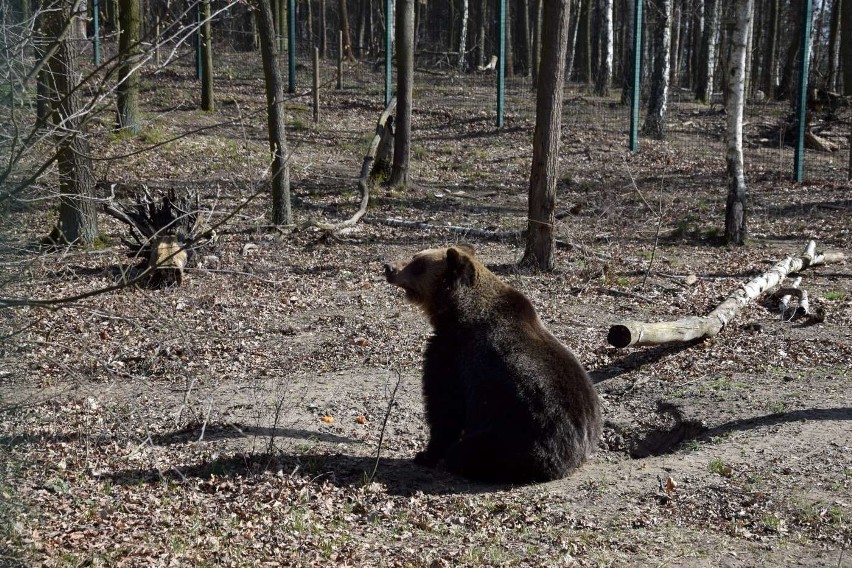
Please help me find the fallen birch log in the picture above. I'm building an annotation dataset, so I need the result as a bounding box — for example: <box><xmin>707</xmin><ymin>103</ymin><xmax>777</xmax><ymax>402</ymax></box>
<box><xmin>312</xmin><ymin>97</ymin><xmax>397</xmax><ymax>232</ymax></box>
<box><xmin>607</xmin><ymin>241</ymin><xmax>845</xmax><ymax>348</ymax></box>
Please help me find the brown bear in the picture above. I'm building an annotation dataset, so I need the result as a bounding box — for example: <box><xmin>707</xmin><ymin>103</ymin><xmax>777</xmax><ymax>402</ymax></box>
<box><xmin>384</xmin><ymin>246</ymin><xmax>601</xmax><ymax>483</ymax></box>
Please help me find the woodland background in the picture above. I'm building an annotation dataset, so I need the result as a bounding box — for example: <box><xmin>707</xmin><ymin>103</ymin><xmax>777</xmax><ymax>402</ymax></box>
<box><xmin>0</xmin><ymin>0</ymin><xmax>850</xmax><ymax>565</ymax></box>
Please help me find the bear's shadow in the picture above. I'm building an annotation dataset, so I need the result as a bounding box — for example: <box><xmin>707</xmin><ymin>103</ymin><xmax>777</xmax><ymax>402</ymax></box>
<box><xmin>104</xmin><ymin>449</ymin><xmax>499</xmax><ymax>496</ymax></box>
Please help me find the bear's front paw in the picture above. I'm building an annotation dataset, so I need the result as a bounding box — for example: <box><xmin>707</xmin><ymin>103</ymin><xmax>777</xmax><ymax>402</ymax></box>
<box><xmin>413</xmin><ymin>450</ymin><xmax>441</xmax><ymax>467</ymax></box>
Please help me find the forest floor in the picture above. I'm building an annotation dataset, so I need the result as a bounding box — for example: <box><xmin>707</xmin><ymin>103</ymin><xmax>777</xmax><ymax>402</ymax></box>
<box><xmin>1</xmin><ymin>54</ymin><xmax>850</xmax><ymax>566</ymax></box>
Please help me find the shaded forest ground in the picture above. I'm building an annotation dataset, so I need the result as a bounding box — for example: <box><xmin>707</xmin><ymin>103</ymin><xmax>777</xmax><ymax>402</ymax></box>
<box><xmin>1</xmin><ymin>53</ymin><xmax>850</xmax><ymax>566</ymax></box>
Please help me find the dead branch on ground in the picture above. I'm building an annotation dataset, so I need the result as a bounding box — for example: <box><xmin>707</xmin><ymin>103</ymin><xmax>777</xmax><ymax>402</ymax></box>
<box><xmin>310</xmin><ymin>97</ymin><xmax>397</xmax><ymax>233</ymax></box>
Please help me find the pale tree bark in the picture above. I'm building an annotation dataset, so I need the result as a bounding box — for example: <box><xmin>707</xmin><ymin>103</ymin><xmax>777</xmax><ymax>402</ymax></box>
<box><xmin>825</xmin><ymin>0</ymin><xmax>841</xmax><ymax>91</ymax></box>
<box><xmin>594</xmin><ymin>0</ymin><xmax>612</xmax><ymax>96</ymax></box>
<box><xmin>200</xmin><ymin>0</ymin><xmax>214</xmax><ymax>111</ymax></box>
<box><xmin>521</xmin><ymin>0</ymin><xmax>571</xmax><ymax>271</ymax></box>
<box><xmin>388</xmin><ymin>0</ymin><xmax>413</xmax><ymax>188</ymax></box>
<box><xmin>458</xmin><ymin>0</ymin><xmax>469</xmax><ymax>70</ymax></box>
<box><xmin>724</xmin><ymin>0</ymin><xmax>751</xmax><ymax>245</ymax></box>
<box><xmin>643</xmin><ymin>0</ymin><xmax>672</xmax><ymax>138</ymax></box>
<box><xmin>117</xmin><ymin>0</ymin><xmax>141</xmax><ymax>134</ymax></box>
<box><xmin>695</xmin><ymin>0</ymin><xmax>718</xmax><ymax>102</ymax></box>
<box><xmin>45</xmin><ymin>0</ymin><xmax>98</xmax><ymax>245</ymax></box>
<box><xmin>255</xmin><ymin>0</ymin><xmax>292</xmax><ymax>225</ymax></box>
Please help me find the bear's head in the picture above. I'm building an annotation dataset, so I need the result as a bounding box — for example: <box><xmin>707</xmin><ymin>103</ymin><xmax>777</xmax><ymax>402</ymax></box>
<box><xmin>383</xmin><ymin>245</ymin><xmax>482</xmax><ymax>319</ymax></box>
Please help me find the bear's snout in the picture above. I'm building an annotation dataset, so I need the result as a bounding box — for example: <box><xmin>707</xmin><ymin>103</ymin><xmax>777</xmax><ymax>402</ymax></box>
<box><xmin>383</xmin><ymin>262</ymin><xmax>398</xmax><ymax>282</ymax></box>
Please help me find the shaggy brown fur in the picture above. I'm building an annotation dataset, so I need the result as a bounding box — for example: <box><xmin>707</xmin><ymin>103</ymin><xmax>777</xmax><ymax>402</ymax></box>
<box><xmin>384</xmin><ymin>246</ymin><xmax>601</xmax><ymax>483</ymax></box>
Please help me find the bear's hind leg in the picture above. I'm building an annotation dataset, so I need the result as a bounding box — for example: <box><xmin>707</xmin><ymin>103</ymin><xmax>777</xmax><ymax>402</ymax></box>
<box><xmin>443</xmin><ymin>431</ymin><xmax>548</xmax><ymax>483</ymax></box>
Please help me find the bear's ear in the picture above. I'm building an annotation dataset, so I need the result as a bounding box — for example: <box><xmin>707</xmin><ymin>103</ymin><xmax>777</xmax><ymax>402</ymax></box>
<box><xmin>446</xmin><ymin>247</ymin><xmax>475</xmax><ymax>287</ymax></box>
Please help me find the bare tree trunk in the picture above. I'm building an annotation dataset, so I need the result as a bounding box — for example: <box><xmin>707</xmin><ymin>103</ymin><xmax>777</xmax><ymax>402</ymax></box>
<box><xmin>521</xmin><ymin>0</ymin><xmax>531</xmax><ymax>76</ymax></box>
<box><xmin>531</xmin><ymin>0</ymin><xmax>542</xmax><ymax>83</ymax></box>
<box><xmin>46</xmin><ymin>0</ymin><xmax>98</xmax><ymax>245</ymax></box>
<box><xmin>621</xmin><ymin>0</ymin><xmax>635</xmax><ymax>103</ymax></box>
<box><xmin>749</xmin><ymin>1</ymin><xmax>762</xmax><ymax>97</ymax></box>
<box><xmin>826</xmin><ymin>0</ymin><xmax>841</xmax><ymax>91</ymax></box>
<box><xmin>669</xmin><ymin>0</ymin><xmax>680</xmax><ymax>86</ymax></box>
<box><xmin>505</xmin><ymin>0</ymin><xmax>514</xmax><ymax>77</ymax></box>
<box><xmin>117</xmin><ymin>0</ymin><xmax>141</xmax><ymax>134</ymax></box>
<box><xmin>320</xmin><ymin>0</ymin><xmax>327</xmax><ymax>57</ymax></box>
<box><xmin>565</xmin><ymin>0</ymin><xmax>579</xmax><ymax>80</ymax></box>
<box><xmin>340</xmin><ymin>0</ymin><xmax>356</xmax><ymax>60</ymax></box>
<box><xmin>690</xmin><ymin>0</ymin><xmax>704</xmax><ymax>90</ymax></box>
<box><xmin>575</xmin><ymin>0</ymin><xmax>591</xmax><ymax>85</ymax></box>
<box><xmin>387</xmin><ymin>0</ymin><xmax>413</xmax><ymax>188</ymax></box>
<box><xmin>812</xmin><ymin>0</ymin><xmax>827</xmax><ymax>78</ymax></box>
<box><xmin>643</xmin><ymin>0</ymin><xmax>672</xmax><ymax>138</ymax></box>
<box><xmin>476</xmin><ymin>0</ymin><xmax>487</xmax><ymax>68</ymax></box>
<box><xmin>842</xmin><ymin>0</ymin><xmax>852</xmax><ymax>178</ymax></box>
<box><xmin>777</xmin><ymin>2</ymin><xmax>803</xmax><ymax>102</ymax></box>
<box><xmin>256</xmin><ymin>0</ymin><xmax>292</xmax><ymax>225</ymax></box>
<box><xmin>35</xmin><ymin>1</ymin><xmax>52</xmax><ymax>127</ymax></box>
<box><xmin>521</xmin><ymin>0</ymin><xmax>571</xmax><ymax>271</ymax></box>
<box><xmin>594</xmin><ymin>0</ymin><xmax>612</xmax><ymax>96</ymax></box>
<box><xmin>458</xmin><ymin>0</ymin><xmax>469</xmax><ymax>70</ymax></box>
<box><xmin>744</xmin><ymin>1</ymin><xmax>754</xmax><ymax>98</ymax></box>
<box><xmin>724</xmin><ymin>0</ymin><xmax>752</xmax><ymax>245</ymax></box>
<box><xmin>695</xmin><ymin>0</ymin><xmax>717</xmax><ymax>102</ymax></box>
<box><xmin>200</xmin><ymin>0</ymin><xmax>214</xmax><ymax>111</ymax></box>
<box><xmin>760</xmin><ymin>0</ymin><xmax>778</xmax><ymax>98</ymax></box>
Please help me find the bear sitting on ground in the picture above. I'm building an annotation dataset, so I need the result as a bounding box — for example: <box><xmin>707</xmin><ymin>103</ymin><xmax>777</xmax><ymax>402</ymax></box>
<box><xmin>384</xmin><ymin>246</ymin><xmax>601</xmax><ymax>483</ymax></box>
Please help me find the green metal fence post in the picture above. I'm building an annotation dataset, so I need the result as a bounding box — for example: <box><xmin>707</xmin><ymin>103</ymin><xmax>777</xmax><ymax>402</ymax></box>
<box><xmin>385</xmin><ymin>0</ymin><xmax>392</xmax><ymax>105</ymax></box>
<box><xmin>497</xmin><ymin>0</ymin><xmax>506</xmax><ymax>128</ymax></box>
<box><xmin>92</xmin><ymin>0</ymin><xmax>100</xmax><ymax>66</ymax></box>
<box><xmin>629</xmin><ymin>0</ymin><xmax>642</xmax><ymax>152</ymax></box>
<box><xmin>793</xmin><ymin>0</ymin><xmax>812</xmax><ymax>182</ymax></box>
<box><xmin>288</xmin><ymin>0</ymin><xmax>296</xmax><ymax>93</ymax></box>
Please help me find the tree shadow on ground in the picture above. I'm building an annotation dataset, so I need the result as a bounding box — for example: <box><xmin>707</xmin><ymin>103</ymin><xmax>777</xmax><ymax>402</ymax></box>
<box><xmin>589</xmin><ymin>342</ymin><xmax>697</xmax><ymax>385</ymax></box>
<box><xmin>629</xmin><ymin>402</ymin><xmax>852</xmax><ymax>458</ymax></box>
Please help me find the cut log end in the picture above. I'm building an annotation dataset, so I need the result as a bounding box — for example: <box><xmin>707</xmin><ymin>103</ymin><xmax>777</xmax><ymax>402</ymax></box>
<box><xmin>607</xmin><ymin>323</ymin><xmax>636</xmax><ymax>348</ymax></box>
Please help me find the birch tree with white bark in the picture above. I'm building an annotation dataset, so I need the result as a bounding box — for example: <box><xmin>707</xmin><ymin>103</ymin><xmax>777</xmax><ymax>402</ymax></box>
<box><xmin>696</xmin><ymin>0</ymin><xmax>719</xmax><ymax>103</ymax></box>
<box><xmin>458</xmin><ymin>0</ymin><xmax>469</xmax><ymax>70</ymax></box>
<box><xmin>643</xmin><ymin>0</ymin><xmax>672</xmax><ymax>139</ymax></box>
<box><xmin>724</xmin><ymin>0</ymin><xmax>752</xmax><ymax>245</ymax></box>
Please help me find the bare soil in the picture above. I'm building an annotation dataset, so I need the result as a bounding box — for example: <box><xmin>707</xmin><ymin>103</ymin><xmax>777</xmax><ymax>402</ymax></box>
<box><xmin>1</xmin><ymin>55</ymin><xmax>850</xmax><ymax>566</ymax></box>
